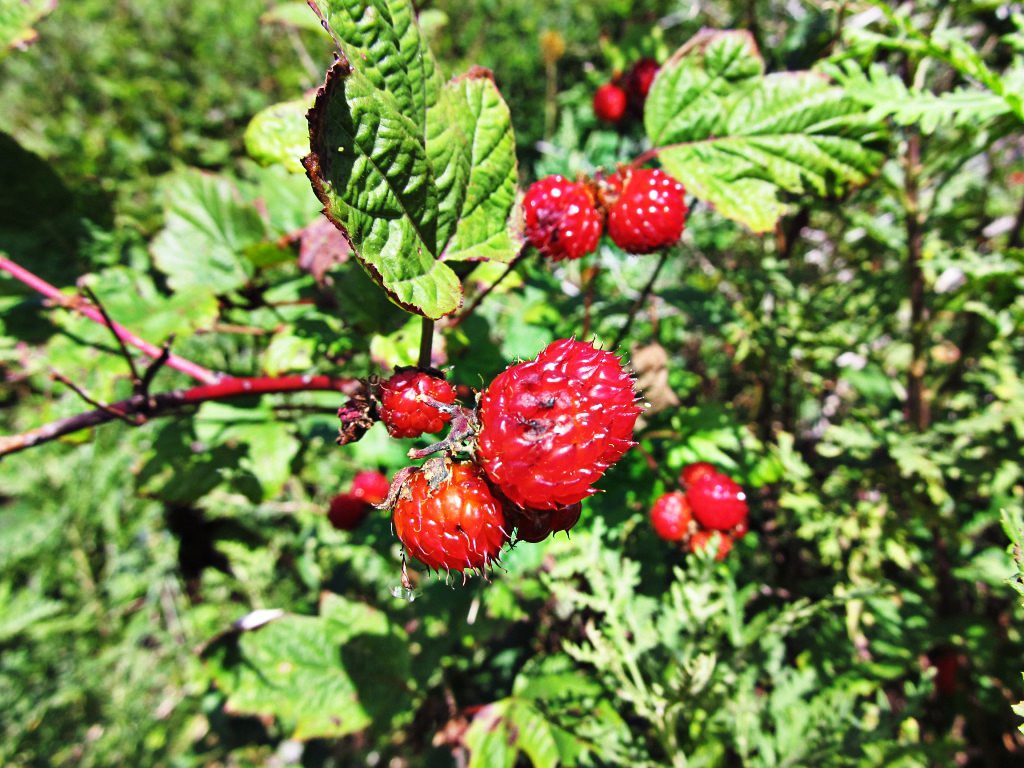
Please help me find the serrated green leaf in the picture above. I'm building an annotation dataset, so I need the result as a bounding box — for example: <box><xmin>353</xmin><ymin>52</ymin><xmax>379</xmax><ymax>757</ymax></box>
<box><xmin>304</xmin><ymin>0</ymin><xmax>519</xmax><ymax>319</ymax></box>
<box><xmin>645</xmin><ymin>30</ymin><xmax>885</xmax><ymax>233</ymax></box>
<box><xmin>245</xmin><ymin>97</ymin><xmax>316</xmax><ymax>173</ymax></box>
<box><xmin>428</xmin><ymin>69</ymin><xmax>519</xmax><ymax>262</ymax></box>
<box><xmin>150</xmin><ymin>169</ymin><xmax>265</xmax><ymax>295</ymax></box>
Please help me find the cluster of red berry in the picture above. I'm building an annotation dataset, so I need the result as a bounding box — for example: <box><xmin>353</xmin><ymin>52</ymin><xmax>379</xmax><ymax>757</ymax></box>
<box><xmin>592</xmin><ymin>57</ymin><xmax>660</xmax><ymax>125</ymax></box>
<box><xmin>336</xmin><ymin>339</ymin><xmax>641</xmax><ymax>576</ymax></box>
<box><xmin>522</xmin><ymin>167</ymin><xmax>688</xmax><ymax>259</ymax></box>
<box><xmin>649</xmin><ymin>462</ymin><xmax>750</xmax><ymax>560</ymax></box>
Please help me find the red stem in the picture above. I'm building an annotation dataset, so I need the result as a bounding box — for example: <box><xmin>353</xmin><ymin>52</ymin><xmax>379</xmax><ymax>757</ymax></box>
<box><xmin>181</xmin><ymin>374</ymin><xmax>357</xmax><ymax>401</ymax></box>
<box><xmin>0</xmin><ymin>255</ymin><xmax>221</xmax><ymax>384</ymax></box>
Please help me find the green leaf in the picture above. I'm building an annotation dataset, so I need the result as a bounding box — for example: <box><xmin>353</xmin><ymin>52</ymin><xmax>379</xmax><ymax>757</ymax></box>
<box><xmin>245</xmin><ymin>97</ymin><xmax>316</xmax><ymax>173</ymax></box>
<box><xmin>261</xmin><ymin>1</ymin><xmax>332</xmax><ymax>33</ymax></box>
<box><xmin>304</xmin><ymin>0</ymin><xmax>520</xmax><ymax>319</ymax></box>
<box><xmin>0</xmin><ymin>0</ymin><xmax>55</xmax><ymax>57</ymax></box>
<box><xmin>645</xmin><ymin>29</ymin><xmax>886</xmax><ymax>233</ymax></box>
<box><xmin>150</xmin><ymin>169</ymin><xmax>265</xmax><ymax>296</ymax></box>
<box><xmin>203</xmin><ymin>592</ymin><xmax>409</xmax><ymax>740</ymax></box>
<box><xmin>194</xmin><ymin>402</ymin><xmax>300</xmax><ymax>500</ymax></box>
<box><xmin>427</xmin><ymin>69</ymin><xmax>519</xmax><ymax>262</ymax></box>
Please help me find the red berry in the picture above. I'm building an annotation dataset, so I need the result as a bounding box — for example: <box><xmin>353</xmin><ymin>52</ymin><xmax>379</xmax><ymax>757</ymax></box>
<box><xmin>650</xmin><ymin>491</ymin><xmax>693</xmax><ymax>541</ymax></box>
<box><xmin>604</xmin><ymin>168</ymin><xmax>687</xmax><ymax>254</ymax></box>
<box><xmin>392</xmin><ymin>461</ymin><xmax>510</xmax><ymax>573</ymax></box>
<box><xmin>351</xmin><ymin>470</ymin><xmax>390</xmax><ymax>505</ymax></box>
<box><xmin>731</xmin><ymin>518</ymin><xmax>749</xmax><ymax>540</ymax></box>
<box><xmin>624</xmin><ymin>57</ymin><xmax>659</xmax><ymax>113</ymax></box>
<box><xmin>593</xmin><ymin>82</ymin><xmax>627</xmax><ymax>123</ymax></box>
<box><xmin>689</xmin><ymin>529</ymin><xmax>733</xmax><ymax>560</ymax></box>
<box><xmin>327</xmin><ymin>492</ymin><xmax>370</xmax><ymax>530</ymax></box>
<box><xmin>688</xmin><ymin>473</ymin><xmax>748</xmax><ymax>531</ymax></box>
<box><xmin>514</xmin><ymin>501</ymin><xmax>583</xmax><ymax>543</ymax></box>
<box><xmin>477</xmin><ymin>339</ymin><xmax>640</xmax><ymax>510</ymax></box>
<box><xmin>549</xmin><ymin>501</ymin><xmax>583</xmax><ymax>534</ymax></box>
<box><xmin>522</xmin><ymin>175</ymin><xmax>603</xmax><ymax>261</ymax></box>
<box><xmin>378</xmin><ymin>369</ymin><xmax>456</xmax><ymax>439</ymax></box>
<box><xmin>679</xmin><ymin>461</ymin><xmax>718</xmax><ymax>488</ymax></box>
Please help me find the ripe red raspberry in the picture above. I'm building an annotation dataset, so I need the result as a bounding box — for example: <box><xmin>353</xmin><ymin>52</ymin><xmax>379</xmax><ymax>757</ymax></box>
<box><xmin>522</xmin><ymin>175</ymin><xmax>603</xmax><ymax>261</ymax></box>
<box><xmin>649</xmin><ymin>491</ymin><xmax>693</xmax><ymax>541</ymax></box>
<box><xmin>604</xmin><ymin>168</ymin><xmax>687</xmax><ymax>254</ymax></box>
<box><xmin>679</xmin><ymin>461</ymin><xmax>718</xmax><ymax>488</ymax></box>
<box><xmin>689</xmin><ymin>529</ymin><xmax>733</xmax><ymax>560</ymax></box>
<box><xmin>351</xmin><ymin>470</ymin><xmax>390</xmax><ymax>505</ymax></box>
<box><xmin>624</xmin><ymin>57</ymin><xmax>659</xmax><ymax>113</ymax></box>
<box><xmin>512</xmin><ymin>502</ymin><xmax>583</xmax><ymax>543</ymax></box>
<box><xmin>593</xmin><ymin>82</ymin><xmax>627</xmax><ymax>123</ymax></box>
<box><xmin>327</xmin><ymin>492</ymin><xmax>369</xmax><ymax>531</ymax></box>
<box><xmin>688</xmin><ymin>473</ymin><xmax>748</xmax><ymax>531</ymax></box>
<box><xmin>392</xmin><ymin>461</ymin><xmax>510</xmax><ymax>573</ymax></box>
<box><xmin>477</xmin><ymin>339</ymin><xmax>640</xmax><ymax>510</ymax></box>
<box><xmin>378</xmin><ymin>369</ymin><xmax>456</xmax><ymax>439</ymax></box>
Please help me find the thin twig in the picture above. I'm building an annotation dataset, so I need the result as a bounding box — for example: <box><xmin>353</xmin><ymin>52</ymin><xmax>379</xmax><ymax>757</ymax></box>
<box><xmin>612</xmin><ymin>248</ymin><xmax>672</xmax><ymax>350</ymax></box>
<box><xmin>0</xmin><ymin>255</ymin><xmax>221</xmax><ymax>384</ymax></box>
<box><xmin>448</xmin><ymin>246</ymin><xmax>530</xmax><ymax>329</ymax></box>
<box><xmin>50</xmin><ymin>372</ymin><xmax>142</xmax><ymax>425</ymax></box>
<box><xmin>139</xmin><ymin>337</ymin><xmax>174</xmax><ymax>398</ymax></box>
<box><xmin>80</xmin><ymin>284</ymin><xmax>143</xmax><ymax>388</ymax></box>
<box><xmin>0</xmin><ymin>374</ymin><xmax>362</xmax><ymax>459</ymax></box>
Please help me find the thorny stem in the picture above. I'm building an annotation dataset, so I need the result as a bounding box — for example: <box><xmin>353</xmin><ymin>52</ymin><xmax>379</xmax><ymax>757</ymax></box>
<box><xmin>0</xmin><ymin>255</ymin><xmax>221</xmax><ymax>385</ymax></box>
<box><xmin>0</xmin><ymin>374</ymin><xmax>361</xmax><ymax>459</ymax></box>
<box><xmin>612</xmin><ymin>247</ymin><xmax>672</xmax><ymax>350</ymax></box>
<box><xmin>448</xmin><ymin>245</ymin><xmax>529</xmax><ymax>329</ymax></box>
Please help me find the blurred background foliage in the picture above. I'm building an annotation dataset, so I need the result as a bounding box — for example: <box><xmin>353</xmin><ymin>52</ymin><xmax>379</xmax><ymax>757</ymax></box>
<box><xmin>2</xmin><ymin>0</ymin><xmax>1024</xmax><ymax>766</ymax></box>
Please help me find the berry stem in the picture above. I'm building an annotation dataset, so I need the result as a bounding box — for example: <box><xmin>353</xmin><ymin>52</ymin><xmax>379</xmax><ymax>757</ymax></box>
<box><xmin>0</xmin><ymin>255</ymin><xmax>221</xmax><ymax>385</ymax></box>
<box><xmin>418</xmin><ymin>317</ymin><xmax>434</xmax><ymax>369</ymax></box>
<box><xmin>612</xmin><ymin>247</ymin><xmax>672</xmax><ymax>350</ymax></box>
